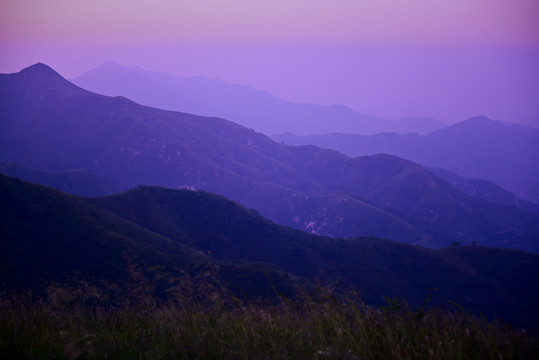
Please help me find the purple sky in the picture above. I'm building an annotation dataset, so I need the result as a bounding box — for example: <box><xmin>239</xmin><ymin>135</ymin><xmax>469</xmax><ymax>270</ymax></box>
<box><xmin>1</xmin><ymin>0</ymin><xmax>538</xmax><ymax>125</ymax></box>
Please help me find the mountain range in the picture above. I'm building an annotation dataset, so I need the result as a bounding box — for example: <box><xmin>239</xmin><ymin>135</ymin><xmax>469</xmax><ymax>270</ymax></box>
<box><xmin>272</xmin><ymin>119</ymin><xmax>539</xmax><ymax>204</ymax></box>
<box><xmin>2</xmin><ymin>174</ymin><xmax>539</xmax><ymax>330</ymax></box>
<box><xmin>73</xmin><ymin>62</ymin><xmax>446</xmax><ymax>135</ymax></box>
<box><xmin>1</xmin><ymin>63</ymin><xmax>538</xmax><ymax>252</ymax></box>
<box><xmin>0</xmin><ymin>161</ymin><xmax>118</xmax><ymax>197</ymax></box>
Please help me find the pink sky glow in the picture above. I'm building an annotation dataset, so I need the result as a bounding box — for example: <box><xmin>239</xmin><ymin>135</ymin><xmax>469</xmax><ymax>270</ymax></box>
<box><xmin>1</xmin><ymin>0</ymin><xmax>538</xmax><ymax>125</ymax></box>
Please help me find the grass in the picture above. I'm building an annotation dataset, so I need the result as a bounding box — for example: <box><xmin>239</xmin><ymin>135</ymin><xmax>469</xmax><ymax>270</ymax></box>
<box><xmin>1</xmin><ymin>287</ymin><xmax>538</xmax><ymax>360</ymax></box>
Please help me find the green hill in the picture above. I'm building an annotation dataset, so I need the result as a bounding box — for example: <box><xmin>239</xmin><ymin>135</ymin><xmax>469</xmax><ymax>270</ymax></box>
<box><xmin>0</xmin><ymin>174</ymin><xmax>300</xmax><ymax>301</ymax></box>
<box><xmin>3</xmin><ymin>174</ymin><xmax>536</xmax><ymax>328</ymax></box>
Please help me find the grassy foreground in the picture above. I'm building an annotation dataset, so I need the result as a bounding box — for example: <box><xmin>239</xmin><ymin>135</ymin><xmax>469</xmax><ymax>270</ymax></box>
<box><xmin>1</xmin><ymin>289</ymin><xmax>538</xmax><ymax>360</ymax></box>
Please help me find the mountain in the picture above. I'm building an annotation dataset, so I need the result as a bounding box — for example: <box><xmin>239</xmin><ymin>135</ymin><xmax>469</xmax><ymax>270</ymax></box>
<box><xmin>272</xmin><ymin>118</ymin><xmax>539</xmax><ymax>203</ymax></box>
<box><xmin>294</xmin><ymin>153</ymin><xmax>539</xmax><ymax>250</ymax></box>
<box><xmin>2</xmin><ymin>174</ymin><xmax>539</xmax><ymax>330</ymax></box>
<box><xmin>0</xmin><ymin>161</ymin><xmax>117</xmax><ymax>197</ymax></box>
<box><xmin>0</xmin><ymin>174</ymin><xmax>302</xmax><ymax>300</ymax></box>
<box><xmin>73</xmin><ymin>62</ymin><xmax>447</xmax><ymax>135</ymax></box>
<box><xmin>2</xmin><ymin>63</ymin><xmax>538</xmax><ymax>252</ymax></box>
<box><xmin>426</xmin><ymin>166</ymin><xmax>539</xmax><ymax>214</ymax></box>
<box><xmin>0</xmin><ymin>174</ymin><xmax>210</xmax><ymax>292</ymax></box>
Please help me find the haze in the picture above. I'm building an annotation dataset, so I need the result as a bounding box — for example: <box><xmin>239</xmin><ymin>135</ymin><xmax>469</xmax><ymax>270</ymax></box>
<box><xmin>1</xmin><ymin>0</ymin><xmax>538</xmax><ymax>125</ymax></box>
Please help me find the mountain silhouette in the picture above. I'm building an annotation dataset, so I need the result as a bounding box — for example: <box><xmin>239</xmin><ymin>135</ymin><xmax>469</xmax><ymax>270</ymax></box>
<box><xmin>73</xmin><ymin>62</ymin><xmax>447</xmax><ymax>135</ymax></box>
<box><xmin>273</xmin><ymin>118</ymin><xmax>539</xmax><ymax>203</ymax></box>
<box><xmin>2</xmin><ymin>63</ymin><xmax>538</xmax><ymax>252</ymax></box>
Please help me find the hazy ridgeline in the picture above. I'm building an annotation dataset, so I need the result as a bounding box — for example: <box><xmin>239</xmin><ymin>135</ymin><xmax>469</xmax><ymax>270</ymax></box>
<box><xmin>272</xmin><ymin>117</ymin><xmax>539</xmax><ymax>205</ymax></box>
<box><xmin>73</xmin><ymin>62</ymin><xmax>447</xmax><ymax>136</ymax></box>
<box><xmin>2</xmin><ymin>64</ymin><xmax>538</xmax><ymax>252</ymax></box>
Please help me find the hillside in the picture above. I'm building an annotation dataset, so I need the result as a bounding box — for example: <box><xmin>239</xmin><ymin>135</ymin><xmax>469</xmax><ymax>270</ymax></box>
<box><xmin>73</xmin><ymin>62</ymin><xmax>446</xmax><ymax>135</ymax></box>
<box><xmin>272</xmin><ymin>117</ymin><xmax>539</xmax><ymax>203</ymax></box>
<box><xmin>2</xmin><ymin>63</ymin><xmax>538</xmax><ymax>252</ymax></box>
<box><xmin>0</xmin><ymin>161</ymin><xmax>118</xmax><ymax>197</ymax></box>
<box><xmin>2</xmin><ymin>175</ymin><xmax>539</xmax><ymax>330</ymax></box>
<box><xmin>0</xmin><ymin>174</ymin><xmax>301</xmax><ymax>300</ymax></box>
<box><xmin>427</xmin><ymin>166</ymin><xmax>539</xmax><ymax>214</ymax></box>
<box><xmin>306</xmin><ymin>154</ymin><xmax>539</xmax><ymax>250</ymax></box>
<box><xmin>0</xmin><ymin>174</ymin><xmax>207</xmax><ymax>291</ymax></box>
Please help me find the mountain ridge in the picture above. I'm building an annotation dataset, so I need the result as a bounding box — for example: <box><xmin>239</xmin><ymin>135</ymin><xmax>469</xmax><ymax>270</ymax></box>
<box><xmin>2</xmin><ymin>174</ymin><xmax>539</xmax><ymax>330</ymax></box>
<box><xmin>2</xmin><ymin>63</ymin><xmax>538</xmax><ymax>252</ymax></box>
<box><xmin>272</xmin><ymin>118</ymin><xmax>539</xmax><ymax>203</ymax></box>
<box><xmin>73</xmin><ymin>62</ymin><xmax>447</xmax><ymax>135</ymax></box>
<box><xmin>0</xmin><ymin>161</ymin><xmax>118</xmax><ymax>197</ymax></box>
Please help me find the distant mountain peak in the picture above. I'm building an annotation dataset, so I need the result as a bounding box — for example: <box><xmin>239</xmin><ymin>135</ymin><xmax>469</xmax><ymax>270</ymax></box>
<box><xmin>464</xmin><ymin>115</ymin><xmax>495</xmax><ymax>124</ymax></box>
<box><xmin>97</xmin><ymin>61</ymin><xmax>123</xmax><ymax>70</ymax></box>
<box><xmin>15</xmin><ymin>63</ymin><xmax>73</xmax><ymax>86</ymax></box>
<box><xmin>5</xmin><ymin>63</ymin><xmax>92</xmax><ymax>100</ymax></box>
<box><xmin>27</xmin><ymin>62</ymin><xmax>53</xmax><ymax>70</ymax></box>
<box><xmin>20</xmin><ymin>63</ymin><xmax>63</xmax><ymax>78</ymax></box>
<box><xmin>75</xmin><ymin>62</ymin><xmax>126</xmax><ymax>79</ymax></box>
<box><xmin>432</xmin><ymin>116</ymin><xmax>500</xmax><ymax>134</ymax></box>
